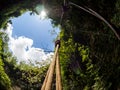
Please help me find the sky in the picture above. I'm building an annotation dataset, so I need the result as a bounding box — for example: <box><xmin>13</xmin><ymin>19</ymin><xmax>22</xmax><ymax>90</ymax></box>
<box><xmin>3</xmin><ymin>11</ymin><xmax>60</xmax><ymax>65</ymax></box>
<box><xmin>11</xmin><ymin>12</ymin><xmax>59</xmax><ymax>50</ymax></box>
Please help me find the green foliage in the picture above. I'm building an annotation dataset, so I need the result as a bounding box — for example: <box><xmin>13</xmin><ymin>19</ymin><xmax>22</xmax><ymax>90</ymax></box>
<box><xmin>0</xmin><ymin>1</ymin><xmax>51</xmax><ymax>89</ymax></box>
<box><xmin>17</xmin><ymin>62</ymin><xmax>48</xmax><ymax>89</ymax></box>
<box><xmin>0</xmin><ymin>58</ymin><xmax>11</xmax><ymax>90</ymax></box>
<box><xmin>0</xmin><ymin>0</ymin><xmax>43</xmax><ymax>29</ymax></box>
<box><xmin>0</xmin><ymin>33</ymin><xmax>11</xmax><ymax>90</ymax></box>
<box><xmin>56</xmin><ymin>0</ymin><xmax>120</xmax><ymax>90</ymax></box>
<box><xmin>3</xmin><ymin>54</ymin><xmax>49</xmax><ymax>90</ymax></box>
<box><xmin>0</xmin><ymin>0</ymin><xmax>120</xmax><ymax>90</ymax></box>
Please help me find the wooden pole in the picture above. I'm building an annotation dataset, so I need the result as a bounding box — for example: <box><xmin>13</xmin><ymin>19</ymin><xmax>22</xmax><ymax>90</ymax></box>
<box><xmin>41</xmin><ymin>59</ymin><xmax>52</xmax><ymax>90</ymax></box>
<box><xmin>56</xmin><ymin>52</ymin><xmax>62</xmax><ymax>90</ymax></box>
<box><xmin>41</xmin><ymin>45</ymin><xmax>59</xmax><ymax>90</ymax></box>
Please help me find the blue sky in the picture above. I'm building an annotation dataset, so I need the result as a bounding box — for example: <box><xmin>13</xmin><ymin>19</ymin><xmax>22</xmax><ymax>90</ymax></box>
<box><xmin>11</xmin><ymin>12</ymin><xmax>60</xmax><ymax>51</ymax></box>
<box><xmin>4</xmin><ymin>11</ymin><xmax>60</xmax><ymax>65</ymax></box>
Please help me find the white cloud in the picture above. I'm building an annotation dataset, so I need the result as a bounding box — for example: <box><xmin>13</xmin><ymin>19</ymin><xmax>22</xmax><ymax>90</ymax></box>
<box><xmin>4</xmin><ymin>24</ymin><xmax>54</xmax><ymax>66</ymax></box>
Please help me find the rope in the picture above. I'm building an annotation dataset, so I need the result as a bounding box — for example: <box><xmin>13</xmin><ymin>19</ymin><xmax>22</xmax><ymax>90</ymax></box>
<box><xmin>69</xmin><ymin>2</ymin><xmax>120</xmax><ymax>40</ymax></box>
<box><xmin>41</xmin><ymin>44</ymin><xmax>61</xmax><ymax>90</ymax></box>
<box><xmin>60</xmin><ymin>0</ymin><xmax>68</xmax><ymax>25</ymax></box>
<box><xmin>60</xmin><ymin>12</ymin><xmax>64</xmax><ymax>25</ymax></box>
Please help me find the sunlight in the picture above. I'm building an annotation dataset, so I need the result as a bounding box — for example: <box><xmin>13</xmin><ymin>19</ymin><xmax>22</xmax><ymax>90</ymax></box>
<box><xmin>39</xmin><ymin>10</ymin><xmax>47</xmax><ymax>19</ymax></box>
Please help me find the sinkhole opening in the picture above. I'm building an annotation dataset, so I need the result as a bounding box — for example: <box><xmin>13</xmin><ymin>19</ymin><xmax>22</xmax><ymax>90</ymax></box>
<box><xmin>7</xmin><ymin>10</ymin><xmax>60</xmax><ymax>66</ymax></box>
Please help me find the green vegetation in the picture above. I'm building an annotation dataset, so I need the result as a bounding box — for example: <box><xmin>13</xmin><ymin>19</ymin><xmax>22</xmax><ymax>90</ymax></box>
<box><xmin>57</xmin><ymin>0</ymin><xmax>120</xmax><ymax>89</ymax></box>
<box><xmin>0</xmin><ymin>37</ymin><xmax>11</xmax><ymax>89</ymax></box>
<box><xmin>4</xmin><ymin>58</ymin><xmax>48</xmax><ymax>90</ymax></box>
<box><xmin>0</xmin><ymin>0</ymin><xmax>120</xmax><ymax>90</ymax></box>
<box><xmin>0</xmin><ymin>30</ymin><xmax>48</xmax><ymax>90</ymax></box>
